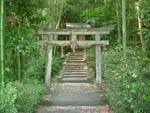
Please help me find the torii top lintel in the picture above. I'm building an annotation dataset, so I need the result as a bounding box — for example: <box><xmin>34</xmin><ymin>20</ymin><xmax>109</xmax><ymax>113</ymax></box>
<box><xmin>37</xmin><ymin>25</ymin><xmax>114</xmax><ymax>35</ymax></box>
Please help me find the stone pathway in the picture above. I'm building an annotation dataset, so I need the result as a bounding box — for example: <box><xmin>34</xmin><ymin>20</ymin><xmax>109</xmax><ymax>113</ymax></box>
<box><xmin>37</xmin><ymin>52</ymin><xmax>113</xmax><ymax>113</ymax></box>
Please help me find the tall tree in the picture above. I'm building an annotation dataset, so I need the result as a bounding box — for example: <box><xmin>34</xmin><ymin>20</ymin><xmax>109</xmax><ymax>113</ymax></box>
<box><xmin>135</xmin><ymin>0</ymin><xmax>145</xmax><ymax>48</ymax></box>
<box><xmin>116</xmin><ymin>0</ymin><xmax>121</xmax><ymax>44</ymax></box>
<box><xmin>45</xmin><ymin>0</ymin><xmax>66</xmax><ymax>88</ymax></box>
<box><xmin>0</xmin><ymin>0</ymin><xmax>5</xmax><ymax>82</ymax></box>
<box><xmin>122</xmin><ymin>0</ymin><xmax>127</xmax><ymax>59</ymax></box>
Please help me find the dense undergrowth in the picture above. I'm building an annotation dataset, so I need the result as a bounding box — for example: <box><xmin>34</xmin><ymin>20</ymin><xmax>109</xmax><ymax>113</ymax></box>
<box><xmin>86</xmin><ymin>46</ymin><xmax>150</xmax><ymax>113</ymax></box>
<box><xmin>0</xmin><ymin>79</ymin><xmax>45</xmax><ymax>113</ymax></box>
<box><xmin>0</xmin><ymin>54</ymin><xmax>62</xmax><ymax>113</ymax></box>
<box><xmin>103</xmin><ymin>46</ymin><xmax>150</xmax><ymax>113</ymax></box>
<box><xmin>24</xmin><ymin>54</ymin><xmax>62</xmax><ymax>81</ymax></box>
<box><xmin>86</xmin><ymin>47</ymin><xmax>96</xmax><ymax>77</ymax></box>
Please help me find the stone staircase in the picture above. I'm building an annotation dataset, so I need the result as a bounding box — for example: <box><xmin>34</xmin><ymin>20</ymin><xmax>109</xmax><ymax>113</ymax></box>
<box><xmin>59</xmin><ymin>52</ymin><xmax>92</xmax><ymax>83</ymax></box>
<box><xmin>37</xmin><ymin>51</ymin><xmax>112</xmax><ymax>113</ymax></box>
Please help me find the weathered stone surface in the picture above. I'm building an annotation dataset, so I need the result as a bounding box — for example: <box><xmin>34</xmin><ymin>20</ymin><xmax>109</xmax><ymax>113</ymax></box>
<box><xmin>61</xmin><ymin>78</ymin><xmax>90</xmax><ymax>83</ymax></box>
<box><xmin>63</xmin><ymin>75</ymin><xmax>87</xmax><ymax>78</ymax></box>
<box><xmin>50</xmin><ymin>83</ymin><xmax>105</xmax><ymax>106</ymax></box>
<box><xmin>38</xmin><ymin>105</ymin><xmax>111</xmax><ymax>113</ymax></box>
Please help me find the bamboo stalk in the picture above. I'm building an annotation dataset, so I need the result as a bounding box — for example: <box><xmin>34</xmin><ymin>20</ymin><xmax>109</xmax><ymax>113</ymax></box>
<box><xmin>116</xmin><ymin>0</ymin><xmax>121</xmax><ymax>44</ymax></box>
<box><xmin>136</xmin><ymin>1</ymin><xmax>145</xmax><ymax>49</ymax></box>
<box><xmin>122</xmin><ymin>0</ymin><xmax>127</xmax><ymax>59</ymax></box>
<box><xmin>0</xmin><ymin>0</ymin><xmax>5</xmax><ymax>82</ymax></box>
<box><xmin>18</xmin><ymin>51</ymin><xmax>21</xmax><ymax>81</ymax></box>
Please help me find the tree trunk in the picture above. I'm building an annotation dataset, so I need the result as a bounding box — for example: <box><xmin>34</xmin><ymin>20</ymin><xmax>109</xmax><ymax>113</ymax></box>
<box><xmin>116</xmin><ymin>0</ymin><xmax>121</xmax><ymax>44</ymax></box>
<box><xmin>17</xmin><ymin>51</ymin><xmax>21</xmax><ymax>81</ymax></box>
<box><xmin>61</xmin><ymin>46</ymin><xmax>64</xmax><ymax>58</ymax></box>
<box><xmin>0</xmin><ymin>0</ymin><xmax>5</xmax><ymax>82</ymax></box>
<box><xmin>122</xmin><ymin>0</ymin><xmax>127</xmax><ymax>59</ymax></box>
<box><xmin>53</xmin><ymin>0</ymin><xmax>64</xmax><ymax>56</ymax></box>
<box><xmin>136</xmin><ymin>1</ymin><xmax>145</xmax><ymax>48</ymax></box>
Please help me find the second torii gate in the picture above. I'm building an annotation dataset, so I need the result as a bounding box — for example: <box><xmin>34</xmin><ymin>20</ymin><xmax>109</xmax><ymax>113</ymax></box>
<box><xmin>37</xmin><ymin>25</ymin><xmax>114</xmax><ymax>89</ymax></box>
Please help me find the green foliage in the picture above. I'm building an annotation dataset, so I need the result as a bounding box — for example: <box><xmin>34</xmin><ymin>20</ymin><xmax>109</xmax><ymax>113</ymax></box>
<box><xmin>0</xmin><ymin>79</ymin><xmax>45</xmax><ymax>113</ymax></box>
<box><xmin>86</xmin><ymin>47</ymin><xmax>96</xmax><ymax>77</ymax></box>
<box><xmin>3</xmin><ymin>0</ymin><xmax>150</xmax><ymax>112</ymax></box>
<box><xmin>5</xmin><ymin>23</ymin><xmax>34</xmax><ymax>54</ymax></box>
<box><xmin>63</xmin><ymin>0</ymin><xmax>88</xmax><ymax>22</ymax></box>
<box><xmin>39</xmin><ymin>100</ymin><xmax>52</xmax><ymax>106</ymax></box>
<box><xmin>81</xmin><ymin>8</ymin><xmax>100</xmax><ymax>24</ymax></box>
<box><xmin>52</xmin><ymin>56</ymin><xmax>62</xmax><ymax>76</ymax></box>
<box><xmin>140</xmin><ymin>1</ymin><xmax>150</xmax><ymax>48</ymax></box>
<box><xmin>0</xmin><ymin>83</ymin><xmax>17</xmax><ymax>113</ymax></box>
<box><xmin>103</xmin><ymin>46</ymin><xmax>150</xmax><ymax>113</ymax></box>
<box><xmin>5</xmin><ymin>0</ymin><xmax>64</xmax><ymax>82</ymax></box>
<box><xmin>24</xmin><ymin>54</ymin><xmax>62</xmax><ymax>80</ymax></box>
<box><xmin>13</xmin><ymin>79</ymin><xmax>45</xmax><ymax>113</ymax></box>
<box><xmin>24</xmin><ymin>55</ymin><xmax>46</xmax><ymax>80</ymax></box>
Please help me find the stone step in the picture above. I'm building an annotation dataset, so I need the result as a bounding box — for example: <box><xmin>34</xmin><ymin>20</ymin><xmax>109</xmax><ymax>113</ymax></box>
<box><xmin>46</xmin><ymin>83</ymin><xmax>103</xmax><ymax>107</ymax></box>
<box><xmin>68</xmin><ymin>59</ymin><xmax>84</xmax><ymax>61</ymax></box>
<box><xmin>60</xmin><ymin>78</ymin><xmax>90</xmax><ymax>83</ymax></box>
<box><xmin>64</xmin><ymin>72</ymin><xmax>87</xmax><ymax>75</ymax></box>
<box><xmin>66</xmin><ymin>64</ymin><xmax>86</xmax><ymax>66</ymax></box>
<box><xmin>66</xmin><ymin>68</ymin><xmax>86</xmax><ymax>72</ymax></box>
<box><xmin>67</xmin><ymin>62</ymin><xmax>85</xmax><ymax>64</ymax></box>
<box><xmin>65</xmin><ymin>69</ymin><xmax>86</xmax><ymax>70</ymax></box>
<box><xmin>66</xmin><ymin>69</ymin><xmax>86</xmax><ymax>71</ymax></box>
<box><xmin>68</xmin><ymin>56</ymin><xmax>84</xmax><ymax>58</ymax></box>
<box><xmin>66</xmin><ymin>67</ymin><xmax>85</xmax><ymax>69</ymax></box>
<box><xmin>66</xmin><ymin>65</ymin><xmax>86</xmax><ymax>67</ymax></box>
<box><xmin>65</xmin><ymin>70</ymin><xmax>86</xmax><ymax>72</ymax></box>
<box><xmin>68</xmin><ymin>57</ymin><xmax>84</xmax><ymax>59</ymax></box>
<box><xmin>67</xmin><ymin>61</ymin><xmax>85</xmax><ymax>63</ymax></box>
<box><xmin>65</xmin><ymin>72</ymin><xmax>87</xmax><ymax>74</ymax></box>
<box><xmin>68</xmin><ymin>56</ymin><xmax>84</xmax><ymax>57</ymax></box>
<box><xmin>66</xmin><ymin>67</ymin><xmax>86</xmax><ymax>69</ymax></box>
<box><xmin>66</xmin><ymin>66</ymin><xmax>86</xmax><ymax>68</ymax></box>
<box><xmin>69</xmin><ymin>55</ymin><xmax>83</xmax><ymax>56</ymax></box>
<box><xmin>67</xmin><ymin>60</ymin><xmax>85</xmax><ymax>62</ymax></box>
<box><xmin>38</xmin><ymin>106</ymin><xmax>110</xmax><ymax>113</ymax></box>
<box><xmin>63</xmin><ymin>75</ymin><xmax>87</xmax><ymax>78</ymax></box>
<box><xmin>69</xmin><ymin>53</ymin><xmax>84</xmax><ymax>56</ymax></box>
<box><xmin>68</xmin><ymin>58</ymin><xmax>84</xmax><ymax>60</ymax></box>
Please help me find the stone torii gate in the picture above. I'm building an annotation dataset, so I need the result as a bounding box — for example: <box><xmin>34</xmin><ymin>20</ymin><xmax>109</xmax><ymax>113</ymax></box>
<box><xmin>37</xmin><ymin>25</ymin><xmax>114</xmax><ymax>89</ymax></box>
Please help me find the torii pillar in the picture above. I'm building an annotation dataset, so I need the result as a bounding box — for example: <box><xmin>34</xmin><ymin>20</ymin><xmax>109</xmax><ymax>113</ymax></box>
<box><xmin>45</xmin><ymin>34</ymin><xmax>53</xmax><ymax>89</ymax></box>
<box><xmin>96</xmin><ymin>34</ymin><xmax>102</xmax><ymax>88</ymax></box>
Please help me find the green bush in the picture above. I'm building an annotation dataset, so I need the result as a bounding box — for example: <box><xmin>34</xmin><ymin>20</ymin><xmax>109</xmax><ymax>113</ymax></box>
<box><xmin>25</xmin><ymin>54</ymin><xmax>62</xmax><ymax>80</ymax></box>
<box><xmin>86</xmin><ymin>47</ymin><xmax>96</xmax><ymax>77</ymax></box>
<box><xmin>51</xmin><ymin>56</ymin><xmax>62</xmax><ymax>76</ymax></box>
<box><xmin>24</xmin><ymin>55</ymin><xmax>46</xmax><ymax>80</ymax></box>
<box><xmin>0</xmin><ymin>83</ymin><xmax>17</xmax><ymax>113</ymax></box>
<box><xmin>103</xmin><ymin>46</ymin><xmax>150</xmax><ymax>113</ymax></box>
<box><xmin>13</xmin><ymin>79</ymin><xmax>45</xmax><ymax>113</ymax></box>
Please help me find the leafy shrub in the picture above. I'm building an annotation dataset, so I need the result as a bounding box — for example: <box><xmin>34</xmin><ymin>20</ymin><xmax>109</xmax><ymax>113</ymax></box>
<box><xmin>86</xmin><ymin>47</ymin><xmax>96</xmax><ymax>77</ymax></box>
<box><xmin>51</xmin><ymin>56</ymin><xmax>62</xmax><ymax>76</ymax></box>
<box><xmin>24</xmin><ymin>55</ymin><xmax>46</xmax><ymax>80</ymax></box>
<box><xmin>13</xmin><ymin>79</ymin><xmax>45</xmax><ymax>113</ymax></box>
<box><xmin>0</xmin><ymin>83</ymin><xmax>17</xmax><ymax>113</ymax></box>
<box><xmin>25</xmin><ymin>54</ymin><xmax>62</xmax><ymax>80</ymax></box>
<box><xmin>103</xmin><ymin>46</ymin><xmax>150</xmax><ymax>113</ymax></box>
